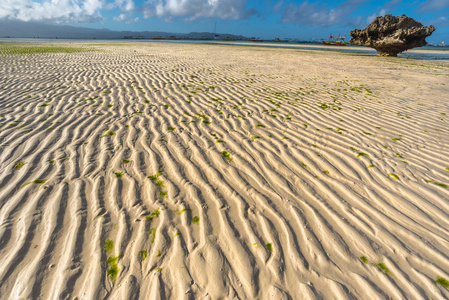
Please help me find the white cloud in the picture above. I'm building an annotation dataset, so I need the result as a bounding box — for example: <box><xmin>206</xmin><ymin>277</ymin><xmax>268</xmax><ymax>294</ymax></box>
<box><xmin>113</xmin><ymin>12</ymin><xmax>139</xmax><ymax>23</ymax></box>
<box><xmin>114</xmin><ymin>13</ymin><xmax>129</xmax><ymax>21</ymax></box>
<box><xmin>366</xmin><ymin>13</ymin><xmax>376</xmax><ymax>23</ymax></box>
<box><xmin>115</xmin><ymin>0</ymin><xmax>135</xmax><ymax>12</ymax></box>
<box><xmin>0</xmin><ymin>0</ymin><xmax>138</xmax><ymax>23</ymax></box>
<box><xmin>143</xmin><ymin>0</ymin><xmax>257</xmax><ymax>21</ymax></box>
<box><xmin>83</xmin><ymin>0</ymin><xmax>105</xmax><ymax>15</ymax></box>
<box><xmin>365</xmin><ymin>0</ymin><xmax>401</xmax><ymax>25</ymax></box>
<box><xmin>273</xmin><ymin>0</ymin><xmax>283</xmax><ymax>13</ymax></box>
<box><xmin>419</xmin><ymin>0</ymin><xmax>449</xmax><ymax>12</ymax></box>
<box><xmin>0</xmin><ymin>0</ymin><xmax>252</xmax><ymax>23</ymax></box>
<box><xmin>281</xmin><ymin>0</ymin><xmax>367</xmax><ymax>27</ymax></box>
<box><xmin>0</xmin><ymin>0</ymin><xmax>104</xmax><ymax>23</ymax></box>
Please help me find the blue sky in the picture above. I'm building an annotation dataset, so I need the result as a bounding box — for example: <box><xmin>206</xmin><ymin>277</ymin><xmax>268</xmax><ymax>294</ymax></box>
<box><xmin>1</xmin><ymin>0</ymin><xmax>448</xmax><ymax>42</ymax></box>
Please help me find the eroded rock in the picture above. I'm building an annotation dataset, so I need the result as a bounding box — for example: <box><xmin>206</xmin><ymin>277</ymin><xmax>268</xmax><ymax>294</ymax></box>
<box><xmin>350</xmin><ymin>14</ymin><xmax>435</xmax><ymax>57</ymax></box>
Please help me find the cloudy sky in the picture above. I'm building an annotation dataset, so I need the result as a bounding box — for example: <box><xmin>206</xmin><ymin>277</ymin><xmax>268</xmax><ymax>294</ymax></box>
<box><xmin>0</xmin><ymin>0</ymin><xmax>448</xmax><ymax>41</ymax></box>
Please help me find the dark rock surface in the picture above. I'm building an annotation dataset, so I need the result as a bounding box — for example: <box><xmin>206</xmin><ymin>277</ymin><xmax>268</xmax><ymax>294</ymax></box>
<box><xmin>350</xmin><ymin>14</ymin><xmax>435</xmax><ymax>56</ymax></box>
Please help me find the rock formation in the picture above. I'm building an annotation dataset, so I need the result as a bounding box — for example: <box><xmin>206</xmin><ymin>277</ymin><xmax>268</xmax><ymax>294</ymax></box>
<box><xmin>350</xmin><ymin>14</ymin><xmax>435</xmax><ymax>57</ymax></box>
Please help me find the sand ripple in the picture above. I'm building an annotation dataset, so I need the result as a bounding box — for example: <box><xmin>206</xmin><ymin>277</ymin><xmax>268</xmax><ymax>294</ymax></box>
<box><xmin>1</xmin><ymin>42</ymin><xmax>449</xmax><ymax>299</ymax></box>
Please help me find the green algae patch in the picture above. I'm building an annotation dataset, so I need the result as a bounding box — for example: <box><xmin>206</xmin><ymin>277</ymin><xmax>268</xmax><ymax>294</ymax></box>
<box><xmin>114</xmin><ymin>172</ymin><xmax>124</xmax><ymax>178</ymax></box>
<box><xmin>389</xmin><ymin>173</ymin><xmax>399</xmax><ymax>180</ymax></box>
<box><xmin>139</xmin><ymin>250</ymin><xmax>148</xmax><ymax>261</ymax></box>
<box><xmin>148</xmin><ymin>171</ymin><xmax>163</xmax><ymax>181</ymax></box>
<box><xmin>360</xmin><ymin>256</ymin><xmax>368</xmax><ymax>264</ymax></box>
<box><xmin>0</xmin><ymin>44</ymin><xmax>94</xmax><ymax>55</ymax></box>
<box><xmin>107</xmin><ymin>264</ymin><xmax>119</xmax><ymax>281</ymax></box>
<box><xmin>14</xmin><ymin>161</ymin><xmax>26</xmax><ymax>170</ymax></box>
<box><xmin>221</xmin><ymin>151</ymin><xmax>233</xmax><ymax>162</ymax></box>
<box><xmin>145</xmin><ymin>209</ymin><xmax>160</xmax><ymax>222</ymax></box>
<box><xmin>424</xmin><ymin>179</ymin><xmax>448</xmax><ymax>188</ymax></box>
<box><xmin>175</xmin><ymin>208</ymin><xmax>190</xmax><ymax>215</ymax></box>
<box><xmin>148</xmin><ymin>228</ymin><xmax>156</xmax><ymax>243</ymax></box>
<box><xmin>101</xmin><ymin>131</ymin><xmax>115</xmax><ymax>138</ymax></box>
<box><xmin>436</xmin><ymin>277</ymin><xmax>449</xmax><ymax>289</ymax></box>
<box><xmin>376</xmin><ymin>262</ymin><xmax>393</xmax><ymax>277</ymax></box>
<box><xmin>192</xmin><ymin>216</ymin><xmax>200</xmax><ymax>224</ymax></box>
<box><xmin>106</xmin><ymin>252</ymin><xmax>121</xmax><ymax>281</ymax></box>
<box><xmin>21</xmin><ymin>179</ymin><xmax>46</xmax><ymax>188</ymax></box>
<box><xmin>265</xmin><ymin>243</ymin><xmax>273</xmax><ymax>252</ymax></box>
<box><xmin>107</xmin><ymin>254</ymin><xmax>120</xmax><ymax>265</ymax></box>
<box><xmin>104</xmin><ymin>239</ymin><xmax>114</xmax><ymax>254</ymax></box>
<box><xmin>434</xmin><ymin>182</ymin><xmax>449</xmax><ymax>189</ymax></box>
<box><xmin>156</xmin><ymin>180</ymin><xmax>165</xmax><ymax>188</ymax></box>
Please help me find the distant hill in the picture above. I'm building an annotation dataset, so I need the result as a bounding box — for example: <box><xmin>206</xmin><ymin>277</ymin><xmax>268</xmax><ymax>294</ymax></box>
<box><xmin>0</xmin><ymin>19</ymin><xmax>247</xmax><ymax>40</ymax></box>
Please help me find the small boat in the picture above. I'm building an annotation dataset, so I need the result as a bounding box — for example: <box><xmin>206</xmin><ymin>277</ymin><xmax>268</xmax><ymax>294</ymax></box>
<box><xmin>323</xmin><ymin>40</ymin><xmax>348</xmax><ymax>46</ymax></box>
<box><xmin>321</xmin><ymin>33</ymin><xmax>348</xmax><ymax>46</ymax></box>
<box><xmin>248</xmin><ymin>37</ymin><xmax>263</xmax><ymax>42</ymax></box>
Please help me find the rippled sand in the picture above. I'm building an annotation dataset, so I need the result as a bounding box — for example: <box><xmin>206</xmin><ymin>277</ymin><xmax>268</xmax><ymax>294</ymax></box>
<box><xmin>1</xmin><ymin>42</ymin><xmax>449</xmax><ymax>299</ymax></box>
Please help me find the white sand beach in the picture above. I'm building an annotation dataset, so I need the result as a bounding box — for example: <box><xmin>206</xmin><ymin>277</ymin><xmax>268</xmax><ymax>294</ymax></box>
<box><xmin>1</xmin><ymin>42</ymin><xmax>449</xmax><ymax>299</ymax></box>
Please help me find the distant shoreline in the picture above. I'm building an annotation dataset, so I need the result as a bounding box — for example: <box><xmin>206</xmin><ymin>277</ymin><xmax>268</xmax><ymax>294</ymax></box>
<box><xmin>2</xmin><ymin>38</ymin><xmax>448</xmax><ymax>60</ymax></box>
